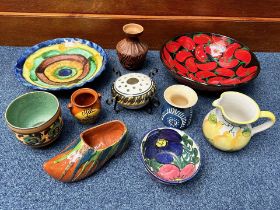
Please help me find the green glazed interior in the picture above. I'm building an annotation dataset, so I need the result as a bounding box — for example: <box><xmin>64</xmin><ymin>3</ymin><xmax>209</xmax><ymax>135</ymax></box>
<box><xmin>5</xmin><ymin>91</ymin><xmax>59</xmax><ymax>129</ymax></box>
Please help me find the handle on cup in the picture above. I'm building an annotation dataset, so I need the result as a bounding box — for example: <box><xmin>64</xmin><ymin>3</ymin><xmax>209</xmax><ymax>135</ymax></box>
<box><xmin>251</xmin><ymin>111</ymin><xmax>276</xmax><ymax>136</ymax></box>
<box><xmin>67</xmin><ymin>103</ymin><xmax>72</xmax><ymax>110</ymax></box>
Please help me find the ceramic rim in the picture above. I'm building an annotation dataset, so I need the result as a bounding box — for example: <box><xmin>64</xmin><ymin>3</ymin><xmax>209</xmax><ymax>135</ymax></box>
<box><xmin>163</xmin><ymin>84</ymin><xmax>198</xmax><ymax>109</ymax></box>
<box><xmin>70</xmin><ymin>88</ymin><xmax>99</xmax><ymax>108</ymax></box>
<box><xmin>213</xmin><ymin>91</ymin><xmax>261</xmax><ymax>125</ymax></box>
<box><xmin>5</xmin><ymin>91</ymin><xmax>60</xmax><ymax>131</ymax></box>
<box><xmin>80</xmin><ymin>120</ymin><xmax>128</xmax><ymax>151</ymax></box>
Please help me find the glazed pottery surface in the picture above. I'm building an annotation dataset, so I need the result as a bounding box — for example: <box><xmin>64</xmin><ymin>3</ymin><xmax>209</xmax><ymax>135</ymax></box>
<box><xmin>5</xmin><ymin>91</ymin><xmax>63</xmax><ymax>147</ymax></box>
<box><xmin>160</xmin><ymin>32</ymin><xmax>260</xmax><ymax>92</ymax></box>
<box><xmin>15</xmin><ymin>38</ymin><xmax>107</xmax><ymax>91</ymax></box>
<box><xmin>116</xmin><ymin>23</ymin><xmax>148</xmax><ymax>70</ymax></box>
<box><xmin>203</xmin><ymin>91</ymin><xmax>276</xmax><ymax>151</ymax></box>
<box><xmin>43</xmin><ymin>120</ymin><xmax>128</xmax><ymax>182</ymax></box>
<box><xmin>68</xmin><ymin>88</ymin><xmax>101</xmax><ymax>124</ymax></box>
<box><xmin>111</xmin><ymin>73</ymin><xmax>156</xmax><ymax>109</ymax></box>
<box><xmin>161</xmin><ymin>85</ymin><xmax>198</xmax><ymax>129</ymax></box>
<box><xmin>140</xmin><ymin>128</ymin><xmax>200</xmax><ymax>184</ymax></box>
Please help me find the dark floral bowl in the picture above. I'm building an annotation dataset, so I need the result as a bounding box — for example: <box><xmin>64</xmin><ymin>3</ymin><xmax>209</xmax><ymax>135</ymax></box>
<box><xmin>160</xmin><ymin>32</ymin><xmax>260</xmax><ymax>92</ymax></box>
<box><xmin>140</xmin><ymin>127</ymin><xmax>201</xmax><ymax>184</ymax></box>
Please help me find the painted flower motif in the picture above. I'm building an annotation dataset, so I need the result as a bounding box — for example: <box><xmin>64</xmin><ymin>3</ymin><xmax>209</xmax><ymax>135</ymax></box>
<box><xmin>144</xmin><ymin>129</ymin><xmax>183</xmax><ymax>164</ymax></box>
<box><xmin>23</xmin><ymin>135</ymin><xmax>42</xmax><ymax>145</ymax></box>
<box><xmin>209</xmin><ymin>43</ymin><xmax>226</xmax><ymax>58</ymax></box>
<box><xmin>48</xmin><ymin>118</ymin><xmax>62</xmax><ymax>138</ymax></box>
<box><xmin>157</xmin><ymin>163</ymin><xmax>196</xmax><ymax>181</ymax></box>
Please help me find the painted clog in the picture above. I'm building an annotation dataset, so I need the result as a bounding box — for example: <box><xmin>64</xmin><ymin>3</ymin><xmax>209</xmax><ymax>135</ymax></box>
<box><xmin>68</xmin><ymin>88</ymin><xmax>101</xmax><ymax>124</ymax></box>
<box><xmin>43</xmin><ymin>120</ymin><xmax>128</xmax><ymax>182</ymax></box>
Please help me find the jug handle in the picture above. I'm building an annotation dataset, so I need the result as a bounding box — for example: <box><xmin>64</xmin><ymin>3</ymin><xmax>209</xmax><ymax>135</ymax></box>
<box><xmin>67</xmin><ymin>103</ymin><xmax>72</xmax><ymax>110</ymax></box>
<box><xmin>251</xmin><ymin>111</ymin><xmax>276</xmax><ymax>136</ymax></box>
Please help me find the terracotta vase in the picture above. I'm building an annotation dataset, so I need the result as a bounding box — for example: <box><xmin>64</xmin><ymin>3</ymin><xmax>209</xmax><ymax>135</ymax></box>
<box><xmin>116</xmin><ymin>23</ymin><xmax>148</xmax><ymax>70</ymax></box>
<box><xmin>43</xmin><ymin>120</ymin><xmax>129</xmax><ymax>182</ymax></box>
<box><xmin>68</xmin><ymin>88</ymin><xmax>101</xmax><ymax>124</ymax></box>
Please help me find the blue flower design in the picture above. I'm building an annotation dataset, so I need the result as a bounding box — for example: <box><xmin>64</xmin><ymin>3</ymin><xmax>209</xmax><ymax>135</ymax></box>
<box><xmin>144</xmin><ymin>129</ymin><xmax>183</xmax><ymax>164</ymax></box>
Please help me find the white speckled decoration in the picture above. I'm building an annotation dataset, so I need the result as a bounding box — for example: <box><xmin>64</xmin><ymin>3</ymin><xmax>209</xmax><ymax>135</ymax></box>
<box><xmin>114</xmin><ymin>73</ymin><xmax>153</xmax><ymax>96</ymax></box>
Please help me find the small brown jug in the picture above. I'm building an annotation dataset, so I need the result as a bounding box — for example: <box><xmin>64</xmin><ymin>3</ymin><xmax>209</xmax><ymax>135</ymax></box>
<box><xmin>116</xmin><ymin>23</ymin><xmax>148</xmax><ymax>70</ymax></box>
<box><xmin>67</xmin><ymin>88</ymin><xmax>101</xmax><ymax>124</ymax></box>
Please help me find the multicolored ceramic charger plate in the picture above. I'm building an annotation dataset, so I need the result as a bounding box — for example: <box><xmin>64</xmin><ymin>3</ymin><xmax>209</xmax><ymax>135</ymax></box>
<box><xmin>140</xmin><ymin>128</ymin><xmax>201</xmax><ymax>184</ymax></box>
<box><xmin>160</xmin><ymin>32</ymin><xmax>260</xmax><ymax>91</ymax></box>
<box><xmin>15</xmin><ymin>38</ymin><xmax>107</xmax><ymax>91</ymax></box>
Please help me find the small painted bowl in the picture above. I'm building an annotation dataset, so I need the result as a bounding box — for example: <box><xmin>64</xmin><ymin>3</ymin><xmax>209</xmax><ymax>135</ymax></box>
<box><xmin>5</xmin><ymin>91</ymin><xmax>63</xmax><ymax>147</ymax></box>
<box><xmin>160</xmin><ymin>32</ymin><xmax>260</xmax><ymax>92</ymax></box>
<box><xmin>140</xmin><ymin>127</ymin><xmax>201</xmax><ymax>184</ymax></box>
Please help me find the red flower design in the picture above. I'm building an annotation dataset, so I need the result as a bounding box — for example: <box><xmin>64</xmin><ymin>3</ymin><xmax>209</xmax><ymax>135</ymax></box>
<box><xmin>161</xmin><ymin>33</ymin><xmax>259</xmax><ymax>86</ymax></box>
<box><xmin>157</xmin><ymin>163</ymin><xmax>196</xmax><ymax>181</ymax></box>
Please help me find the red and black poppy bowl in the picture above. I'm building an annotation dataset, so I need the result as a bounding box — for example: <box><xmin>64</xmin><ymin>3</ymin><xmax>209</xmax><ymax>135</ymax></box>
<box><xmin>160</xmin><ymin>32</ymin><xmax>260</xmax><ymax>92</ymax></box>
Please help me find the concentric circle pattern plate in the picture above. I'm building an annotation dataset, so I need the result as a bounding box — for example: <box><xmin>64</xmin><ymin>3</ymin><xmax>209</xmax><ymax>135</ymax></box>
<box><xmin>15</xmin><ymin>38</ymin><xmax>107</xmax><ymax>91</ymax></box>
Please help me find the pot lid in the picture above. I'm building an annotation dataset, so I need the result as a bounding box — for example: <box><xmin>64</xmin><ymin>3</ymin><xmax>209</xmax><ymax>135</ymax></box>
<box><xmin>114</xmin><ymin>73</ymin><xmax>153</xmax><ymax>96</ymax></box>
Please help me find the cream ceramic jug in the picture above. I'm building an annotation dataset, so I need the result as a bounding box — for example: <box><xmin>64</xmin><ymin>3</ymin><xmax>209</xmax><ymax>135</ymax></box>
<box><xmin>202</xmin><ymin>91</ymin><xmax>276</xmax><ymax>151</ymax></box>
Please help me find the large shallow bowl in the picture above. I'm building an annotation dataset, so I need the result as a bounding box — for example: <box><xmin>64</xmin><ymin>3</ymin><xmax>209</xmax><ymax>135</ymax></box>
<box><xmin>140</xmin><ymin>127</ymin><xmax>201</xmax><ymax>184</ymax></box>
<box><xmin>15</xmin><ymin>38</ymin><xmax>107</xmax><ymax>91</ymax></box>
<box><xmin>5</xmin><ymin>91</ymin><xmax>63</xmax><ymax>147</ymax></box>
<box><xmin>160</xmin><ymin>32</ymin><xmax>260</xmax><ymax>92</ymax></box>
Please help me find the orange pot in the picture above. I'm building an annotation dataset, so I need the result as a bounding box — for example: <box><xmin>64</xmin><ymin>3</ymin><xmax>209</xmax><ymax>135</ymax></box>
<box><xmin>68</xmin><ymin>88</ymin><xmax>101</xmax><ymax>124</ymax></box>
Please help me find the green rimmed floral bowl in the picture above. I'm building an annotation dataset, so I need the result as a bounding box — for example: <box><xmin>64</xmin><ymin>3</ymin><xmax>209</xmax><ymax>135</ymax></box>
<box><xmin>5</xmin><ymin>91</ymin><xmax>63</xmax><ymax>147</ymax></box>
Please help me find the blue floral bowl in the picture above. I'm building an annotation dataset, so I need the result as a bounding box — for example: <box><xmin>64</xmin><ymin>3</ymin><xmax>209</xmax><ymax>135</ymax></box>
<box><xmin>15</xmin><ymin>38</ymin><xmax>108</xmax><ymax>91</ymax></box>
<box><xmin>140</xmin><ymin>127</ymin><xmax>201</xmax><ymax>184</ymax></box>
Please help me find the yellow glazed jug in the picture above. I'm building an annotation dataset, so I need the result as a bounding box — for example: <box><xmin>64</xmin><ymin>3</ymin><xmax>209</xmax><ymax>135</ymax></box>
<box><xmin>202</xmin><ymin>91</ymin><xmax>276</xmax><ymax>151</ymax></box>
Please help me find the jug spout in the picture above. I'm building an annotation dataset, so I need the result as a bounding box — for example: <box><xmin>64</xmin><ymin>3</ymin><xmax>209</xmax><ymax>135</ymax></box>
<box><xmin>212</xmin><ymin>98</ymin><xmax>221</xmax><ymax>108</ymax></box>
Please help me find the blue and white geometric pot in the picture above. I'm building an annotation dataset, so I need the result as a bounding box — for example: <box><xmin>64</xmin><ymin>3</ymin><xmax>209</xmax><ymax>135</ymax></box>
<box><xmin>161</xmin><ymin>85</ymin><xmax>198</xmax><ymax>130</ymax></box>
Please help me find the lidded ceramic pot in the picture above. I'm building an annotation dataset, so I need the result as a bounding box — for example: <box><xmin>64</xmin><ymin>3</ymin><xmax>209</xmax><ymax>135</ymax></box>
<box><xmin>116</xmin><ymin>23</ymin><xmax>148</xmax><ymax>70</ymax></box>
<box><xmin>68</xmin><ymin>88</ymin><xmax>101</xmax><ymax>124</ymax></box>
<box><xmin>111</xmin><ymin>73</ymin><xmax>156</xmax><ymax>109</ymax></box>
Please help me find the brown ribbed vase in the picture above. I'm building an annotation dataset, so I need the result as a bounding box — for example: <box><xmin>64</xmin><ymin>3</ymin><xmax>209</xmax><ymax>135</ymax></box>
<box><xmin>116</xmin><ymin>23</ymin><xmax>148</xmax><ymax>70</ymax></box>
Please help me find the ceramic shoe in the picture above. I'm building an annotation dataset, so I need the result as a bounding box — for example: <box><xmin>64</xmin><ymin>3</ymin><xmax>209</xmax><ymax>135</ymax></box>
<box><xmin>43</xmin><ymin>120</ymin><xmax>128</xmax><ymax>182</ymax></box>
